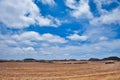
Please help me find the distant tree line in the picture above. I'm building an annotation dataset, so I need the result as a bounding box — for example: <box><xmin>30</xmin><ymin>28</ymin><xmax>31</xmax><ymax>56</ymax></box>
<box><xmin>88</xmin><ymin>56</ymin><xmax>120</xmax><ymax>61</ymax></box>
<box><xmin>0</xmin><ymin>56</ymin><xmax>120</xmax><ymax>62</ymax></box>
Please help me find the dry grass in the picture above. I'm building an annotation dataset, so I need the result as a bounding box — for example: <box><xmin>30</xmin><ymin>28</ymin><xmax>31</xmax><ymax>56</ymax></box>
<box><xmin>0</xmin><ymin>61</ymin><xmax>120</xmax><ymax>80</ymax></box>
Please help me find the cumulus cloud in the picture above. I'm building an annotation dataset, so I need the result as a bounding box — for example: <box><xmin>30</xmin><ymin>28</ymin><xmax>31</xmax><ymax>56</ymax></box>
<box><xmin>41</xmin><ymin>33</ymin><xmax>67</xmax><ymax>43</ymax></box>
<box><xmin>65</xmin><ymin>0</ymin><xmax>120</xmax><ymax>25</ymax></box>
<box><xmin>40</xmin><ymin>0</ymin><xmax>56</xmax><ymax>6</ymax></box>
<box><xmin>0</xmin><ymin>31</ymin><xmax>67</xmax><ymax>58</ymax></box>
<box><xmin>1</xmin><ymin>31</ymin><xmax>67</xmax><ymax>46</ymax></box>
<box><xmin>0</xmin><ymin>0</ymin><xmax>60</xmax><ymax>28</ymax></box>
<box><xmin>65</xmin><ymin>0</ymin><xmax>93</xmax><ymax>19</ymax></box>
<box><xmin>90</xmin><ymin>0</ymin><xmax>120</xmax><ymax>25</ymax></box>
<box><xmin>0</xmin><ymin>31</ymin><xmax>120</xmax><ymax>59</ymax></box>
<box><xmin>67</xmin><ymin>34</ymin><xmax>88</xmax><ymax>41</ymax></box>
<box><xmin>90</xmin><ymin>8</ymin><xmax>120</xmax><ymax>25</ymax></box>
<box><xmin>12</xmin><ymin>31</ymin><xmax>41</xmax><ymax>41</ymax></box>
<box><xmin>0</xmin><ymin>46</ymin><xmax>37</xmax><ymax>58</ymax></box>
<box><xmin>0</xmin><ymin>0</ymin><xmax>120</xmax><ymax>59</ymax></box>
<box><xmin>37</xmin><ymin>39</ymin><xmax>120</xmax><ymax>59</ymax></box>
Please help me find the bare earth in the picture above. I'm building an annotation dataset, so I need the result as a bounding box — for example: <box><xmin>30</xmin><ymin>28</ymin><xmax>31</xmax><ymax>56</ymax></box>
<box><xmin>0</xmin><ymin>61</ymin><xmax>120</xmax><ymax>80</ymax></box>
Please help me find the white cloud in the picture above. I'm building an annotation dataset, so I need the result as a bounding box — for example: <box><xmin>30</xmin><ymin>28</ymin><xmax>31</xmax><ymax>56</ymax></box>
<box><xmin>94</xmin><ymin>0</ymin><xmax>119</xmax><ymax>14</ymax></box>
<box><xmin>91</xmin><ymin>8</ymin><xmax>120</xmax><ymax>25</ymax></box>
<box><xmin>0</xmin><ymin>31</ymin><xmax>68</xmax><ymax>58</ymax></box>
<box><xmin>0</xmin><ymin>32</ymin><xmax>68</xmax><ymax>56</ymax></box>
<box><xmin>12</xmin><ymin>31</ymin><xmax>41</xmax><ymax>41</ymax></box>
<box><xmin>10</xmin><ymin>47</ymin><xmax>36</xmax><ymax>55</ymax></box>
<box><xmin>0</xmin><ymin>32</ymin><xmax>120</xmax><ymax>59</ymax></box>
<box><xmin>67</xmin><ymin>34</ymin><xmax>88</xmax><ymax>41</ymax></box>
<box><xmin>99</xmin><ymin>36</ymin><xmax>108</xmax><ymax>41</ymax></box>
<box><xmin>0</xmin><ymin>41</ymin><xmax>37</xmax><ymax>55</ymax></box>
<box><xmin>83</xmin><ymin>25</ymin><xmax>117</xmax><ymax>43</ymax></box>
<box><xmin>65</xmin><ymin>0</ymin><xmax>120</xmax><ymax>25</ymax></box>
<box><xmin>22</xmin><ymin>47</ymin><xmax>35</xmax><ymax>53</ymax></box>
<box><xmin>36</xmin><ymin>15</ymin><xmax>61</xmax><ymax>27</ymax></box>
<box><xmin>0</xmin><ymin>0</ymin><xmax>60</xmax><ymax>28</ymax></box>
<box><xmin>65</xmin><ymin>0</ymin><xmax>93</xmax><ymax>19</ymax></box>
<box><xmin>90</xmin><ymin>0</ymin><xmax>120</xmax><ymax>25</ymax></box>
<box><xmin>9</xmin><ymin>31</ymin><xmax>67</xmax><ymax>44</ymax></box>
<box><xmin>40</xmin><ymin>0</ymin><xmax>56</xmax><ymax>6</ymax></box>
<box><xmin>38</xmin><ymin>39</ymin><xmax>120</xmax><ymax>58</ymax></box>
<box><xmin>65</xmin><ymin>0</ymin><xmax>78</xmax><ymax>9</ymax></box>
<box><xmin>42</xmin><ymin>33</ymin><xmax>67</xmax><ymax>43</ymax></box>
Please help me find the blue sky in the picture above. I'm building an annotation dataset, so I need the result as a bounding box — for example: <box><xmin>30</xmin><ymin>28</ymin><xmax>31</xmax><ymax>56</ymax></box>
<box><xmin>0</xmin><ymin>0</ymin><xmax>120</xmax><ymax>60</ymax></box>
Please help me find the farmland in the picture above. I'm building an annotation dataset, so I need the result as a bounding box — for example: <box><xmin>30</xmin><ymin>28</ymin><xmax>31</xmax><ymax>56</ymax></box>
<box><xmin>0</xmin><ymin>61</ymin><xmax>120</xmax><ymax>80</ymax></box>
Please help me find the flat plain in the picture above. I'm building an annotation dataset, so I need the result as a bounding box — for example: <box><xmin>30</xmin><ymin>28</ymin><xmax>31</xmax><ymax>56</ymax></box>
<box><xmin>0</xmin><ymin>61</ymin><xmax>120</xmax><ymax>80</ymax></box>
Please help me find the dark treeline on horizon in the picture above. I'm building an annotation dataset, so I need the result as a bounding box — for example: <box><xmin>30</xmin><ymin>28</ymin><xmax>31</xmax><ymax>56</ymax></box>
<box><xmin>0</xmin><ymin>56</ymin><xmax>120</xmax><ymax>62</ymax></box>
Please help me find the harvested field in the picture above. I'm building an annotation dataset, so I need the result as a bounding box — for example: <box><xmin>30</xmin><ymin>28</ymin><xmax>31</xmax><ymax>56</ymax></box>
<box><xmin>0</xmin><ymin>61</ymin><xmax>120</xmax><ymax>80</ymax></box>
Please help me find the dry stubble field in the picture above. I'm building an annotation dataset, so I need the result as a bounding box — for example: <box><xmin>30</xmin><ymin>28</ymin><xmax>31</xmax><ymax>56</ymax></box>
<box><xmin>0</xmin><ymin>61</ymin><xmax>120</xmax><ymax>80</ymax></box>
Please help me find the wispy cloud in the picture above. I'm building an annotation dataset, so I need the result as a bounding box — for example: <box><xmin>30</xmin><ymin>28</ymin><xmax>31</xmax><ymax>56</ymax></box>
<box><xmin>67</xmin><ymin>34</ymin><xmax>88</xmax><ymax>41</ymax></box>
<box><xmin>90</xmin><ymin>8</ymin><xmax>120</xmax><ymax>25</ymax></box>
<box><xmin>65</xmin><ymin>0</ymin><xmax>93</xmax><ymax>19</ymax></box>
<box><xmin>40</xmin><ymin>0</ymin><xmax>56</xmax><ymax>6</ymax></box>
